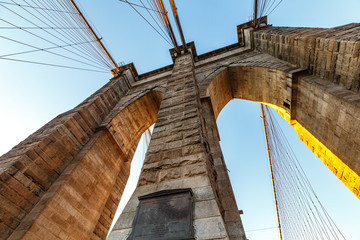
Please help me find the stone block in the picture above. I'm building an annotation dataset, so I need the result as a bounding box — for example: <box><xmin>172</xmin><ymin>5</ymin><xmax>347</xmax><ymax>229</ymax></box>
<box><xmin>226</xmin><ymin>222</ymin><xmax>245</xmax><ymax>239</ymax></box>
<box><xmin>158</xmin><ymin>168</ymin><xmax>181</xmax><ymax>182</ymax></box>
<box><xmin>182</xmin><ymin>175</ymin><xmax>211</xmax><ymax>189</ymax></box>
<box><xmin>155</xmin><ymin>178</ymin><xmax>183</xmax><ymax>191</ymax></box>
<box><xmin>106</xmin><ymin>228</ymin><xmax>131</xmax><ymax>240</ymax></box>
<box><xmin>194</xmin><ymin>199</ymin><xmax>221</xmax><ymax>219</ymax></box>
<box><xmin>194</xmin><ymin>217</ymin><xmax>228</xmax><ymax>239</ymax></box>
<box><xmin>112</xmin><ymin>211</ymin><xmax>136</xmax><ymax>230</ymax></box>
<box><xmin>192</xmin><ymin>185</ymin><xmax>216</xmax><ymax>201</ymax></box>
<box><xmin>224</xmin><ymin>210</ymin><xmax>241</xmax><ymax>223</ymax></box>
<box><xmin>183</xmin><ymin>163</ymin><xmax>207</xmax><ymax>177</ymax></box>
<box><xmin>138</xmin><ymin>169</ymin><xmax>158</xmax><ymax>186</ymax></box>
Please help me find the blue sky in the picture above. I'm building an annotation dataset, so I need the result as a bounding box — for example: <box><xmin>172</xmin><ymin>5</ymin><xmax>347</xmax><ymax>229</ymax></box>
<box><xmin>1</xmin><ymin>0</ymin><xmax>360</xmax><ymax>239</ymax></box>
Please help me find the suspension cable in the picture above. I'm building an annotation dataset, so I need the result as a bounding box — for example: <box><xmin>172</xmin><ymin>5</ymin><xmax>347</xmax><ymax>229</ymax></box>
<box><xmin>122</xmin><ymin>0</ymin><xmax>173</xmax><ymax>46</ymax></box>
<box><xmin>69</xmin><ymin>0</ymin><xmax>119</xmax><ymax>73</ymax></box>
<box><xmin>253</xmin><ymin>0</ymin><xmax>283</xmax><ymax>27</ymax></box>
<box><xmin>1</xmin><ymin>57</ymin><xmax>108</xmax><ymax>73</ymax></box>
<box><xmin>261</xmin><ymin>104</ymin><xmax>346</xmax><ymax>240</ymax></box>
<box><xmin>0</xmin><ymin>0</ymin><xmax>119</xmax><ymax>74</ymax></box>
<box><xmin>117</xmin><ymin>0</ymin><xmax>163</xmax><ymax>14</ymax></box>
<box><xmin>261</xmin><ymin>104</ymin><xmax>283</xmax><ymax>240</ymax></box>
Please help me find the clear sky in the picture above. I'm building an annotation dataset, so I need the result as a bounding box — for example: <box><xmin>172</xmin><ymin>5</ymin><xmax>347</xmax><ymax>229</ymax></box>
<box><xmin>0</xmin><ymin>0</ymin><xmax>359</xmax><ymax>239</ymax></box>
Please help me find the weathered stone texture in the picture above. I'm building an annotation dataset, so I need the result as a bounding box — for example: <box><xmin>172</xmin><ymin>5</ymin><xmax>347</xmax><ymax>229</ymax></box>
<box><xmin>201</xmin><ymin>51</ymin><xmax>360</xmax><ymax>197</ymax></box>
<box><xmin>0</xmin><ymin>71</ymin><xmax>165</xmax><ymax>239</ymax></box>
<box><xmin>254</xmin><ymin>24</ymin><xmax>360</xmax><ymax>93</ymax></box>
<box><xmin>8</xmin><ymin>130</ymin><xmax>129</xmax><ymax>239</ymax></box>
<box><xmin>0</xmin><ymin>77</ymin><xmax>130</xmax><ymax>239</ymax></box>
<box><xmin>1</xmin><ymin>21</ymin><xmax>360</xmax><ymax>239</ymax></box>
<box><xmin>109</xmin><ymin>53</ymin><xmax>238</xmax><ymax>239</ymax></box>
<box><xmin>194</xmin><ymin>24</ymin><xmax>360</xmax><ymax>198</ymax></box>
<box><xmin>201</xmin><ymin>51</ymin><xmax>300</xmax><ymax>118</ymax></box>
<box><xmin>295</xmin><ymin>73</ymin><xmax>360</xmax><ymax>178</ymax></box>
<box><xmin>201</xmin><ymin>98</ymin><xmax>246</xmax><ymax>239</ymax></box>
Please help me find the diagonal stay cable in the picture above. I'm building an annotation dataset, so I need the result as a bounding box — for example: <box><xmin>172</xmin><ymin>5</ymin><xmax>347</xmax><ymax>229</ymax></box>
<box><xmin>0</xmin><ymin>26</ymin><xmax>88</xmax><ymax>29</ymax></box>
<box><xmin>147</xmin><ymin>0</ymin><xmax>164</xmax><ymax>24</ymax></box>
<box><xmin>268</xmin><ymin>110</ymin><xmax>336</xmax><ymax>239</ymax></box>
<box><xmin>0</xmin><ymin>57</ymin><xmax>108</xmax><ymax>73</ymax></box>
<box><xmin>139</xmin><ymin>0</ymin><xmax>172</xmax><ymax>43</ymax></box>
<box><xmin>29</xmin><ymin>0</ymin><xmax>113</xmax><ymax>68</ymax></box>
<box><xmin>263</xmin><ymin>105</ymin><xmax>346</xmax><ymax>240</ymax></box>
<box><xmin>10</xmin><ymin>0</ymin><xmax>113</xmax><ymax>68</ymax></box>
<box><xmin>151</xmin><ymin>0</ymin><xmax>179</xmax><ymax>50</ymax></box>
<box><xmin>0</xmin><ymin>35</ymin><xmax>109</xmax><ymax>70</ymax></box>
<box><xmin>7</xmin><ymin>0</ymin><xmax>111</xmax><ymax>68</ymax></box>
<box><xmin>273</xmin><ymin>112</ymin><xmax>345</xmax><ymax>239</ymax></box>
<box><xmin>122</xmin><ymin>0</ymin><xmax>172</xmax><ymax>46</ymax></box>
<box><xmin>57</xmin><ymin>0</ymin><xmax>114</xmax><ymax>67</ymax></box>
<box><xmin>265</xmin><ymin>106</ymin><xmax>323</xmax><ymax>239</ymax></box>
<box><xmin>41</xmin><ymin>0</ymin><xmax>112</xmax><ymax>67</ymax></box>
<box><xmin>266</xmin><ymin>108</ymin><xmax>329</xmax><ymax>239</ymax></box>
<box><xmin>0</xmin><ymin>36</ymin><xmax>104</xmax><ymax>62</ymax></box>
<box><xmin>265</xmin><ymin>0</ymin><xmax>283</xmax><ymax>16</ymax></box>
<box><xmin>55</xmin><ymin>0</ymin><xmax>114</xmax><ymax>68</ymax></box>
<box><xmin>0</xmin><ymin>3</ymin><xmax>110</xmax><ymax>68</ymax></box>
<box><xmin>262</xmin><ymin>0</ymin><xmax>276</xmax><ymax>17</ymax></box>
<box><xmin>0</xmin><ymin>0</ymin><xmax>78</xmax><ymax>14</ymax></box>
<box><xmin>0</xmin><ymin>17</ymin><xmax>110</xmax><ymax>69</ymax></box>
<box><xmin>117</xmin><ymin>0</ymin><xmax>164</xmax><ymax>14</ymax></box>
<box><xmin>23</xmin><ymin>0</ymin><xmax>93</xmax><ymax>51</ymax></box>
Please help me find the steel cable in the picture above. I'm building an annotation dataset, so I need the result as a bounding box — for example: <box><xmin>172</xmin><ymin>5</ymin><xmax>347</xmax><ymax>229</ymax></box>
<box><xmin>0</xmin><ymin>0</ymin><xmax>118</xmax><ymax>72</ymax></box>
<box><xmin>6</xmin><ymin>0</ymin><xmax>110</xmax><ymax>68</ymax></box>
<box><xmin>261</xmin><ymin>104</ymin><xmax>346</xmax><ymax>240</ymax></box>
<box><xmin>122</xmin><ymin>0</ymin><xmax>173</xmax><ymax>46</ymax></box>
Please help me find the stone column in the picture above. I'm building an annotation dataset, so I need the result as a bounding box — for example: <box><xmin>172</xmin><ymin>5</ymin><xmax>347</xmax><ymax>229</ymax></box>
<box><xmin>108</xmin><ymin>53</ymin><xmax>244</xmax><ymax>239</ymax></box>
<box><xmin>201</xmin><ymin>98</ymin><xmax>246</xmax><ymax>239</ymax></box>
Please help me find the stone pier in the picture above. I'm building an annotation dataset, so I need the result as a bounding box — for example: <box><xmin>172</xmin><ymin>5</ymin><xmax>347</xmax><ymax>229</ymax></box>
<box><xmin>0</xmin><ymin>20</ymin><xmax>359</xmax><ymax>239</ymax></box>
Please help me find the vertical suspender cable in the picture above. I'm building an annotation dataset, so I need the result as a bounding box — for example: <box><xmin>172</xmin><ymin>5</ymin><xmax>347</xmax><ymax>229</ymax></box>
<box><xmin>261</xmin><ymin>104</ymin><xmax>346</xmax><ymax>240</ymax></box>
<box><xmin>261</xmin><ymin>104</ymin><xmax>283</xmax><ymax>240</ymax></box>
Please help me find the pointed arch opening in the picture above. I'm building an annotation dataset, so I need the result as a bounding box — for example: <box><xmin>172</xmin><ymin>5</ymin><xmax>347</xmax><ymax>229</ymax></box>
<box><xmin>215</xmin><ymin>99</ymin><xmax>360</xmax><ymax>240</ymax></box>
<box><xmin>205</xmin><ymin>65</ymin><xmax>360</xmax><ymax>199</ymax></box>
<box><xmin>92</xmin><ymin>90</ymin><xmax>163</xmax><ymax>239</ymax></box>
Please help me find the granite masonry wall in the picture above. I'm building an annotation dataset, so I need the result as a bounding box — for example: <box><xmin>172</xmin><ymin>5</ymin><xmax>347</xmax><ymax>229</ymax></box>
<box><xmin>0</xmin><ymin>22</ymin><xmax>359</xmax><ymax>239</ymax></box>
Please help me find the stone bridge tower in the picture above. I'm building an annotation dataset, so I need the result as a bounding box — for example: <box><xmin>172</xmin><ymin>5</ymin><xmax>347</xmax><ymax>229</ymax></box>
<box><xmin>0</xmin><ymin>19</ymin><xmax>359</xmax><ymax>239</ymax></box>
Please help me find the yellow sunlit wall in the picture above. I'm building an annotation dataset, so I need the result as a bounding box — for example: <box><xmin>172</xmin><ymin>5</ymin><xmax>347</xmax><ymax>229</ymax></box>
<box><xmin>263</xmin><ymin>103</ymin><xmax>360</xmax><ymax>199</ymax></box>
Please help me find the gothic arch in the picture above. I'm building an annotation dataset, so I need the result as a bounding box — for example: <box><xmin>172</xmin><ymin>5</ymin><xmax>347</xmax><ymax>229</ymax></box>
<box><xmin>103</xmin><ymin>89</ymin><xmax>163</xmax><ymax>161</ymax></box>
<box><xmin>205</xmin><ymin>65</ymin><xmax>293</xmax><ymax>119</ymax></box>
<box><xmin>205</xmin><ymin>65</ymin><xmax>360</xmax><ymax>198</ymax></box>
<box><xmin>4</xmin><ymin>89</ymin><xmax>163</xmax><ymax>240</ymax></box>
<box><xmin>90</xmin><ymin>89</ymin><xmax>163</xmax><ymax>239</ymax></box>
